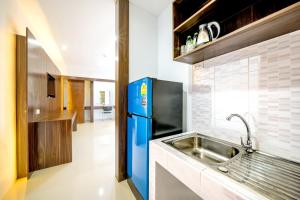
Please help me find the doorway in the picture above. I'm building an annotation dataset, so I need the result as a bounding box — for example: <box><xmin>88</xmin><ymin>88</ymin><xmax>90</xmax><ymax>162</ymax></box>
<box><xmin>93</xmin><ymin>81</ymin><xmax>115</xmax><ymax>121</ymax></box>
<box><xmin>63</xmin><ymin>77</ymin><xmax>115</xmax><ymax>124</ymax></box>
<box><xmin>67</xmin><ymin>79</ymin><xmax>85</xmax><ymax>123</ymax></box>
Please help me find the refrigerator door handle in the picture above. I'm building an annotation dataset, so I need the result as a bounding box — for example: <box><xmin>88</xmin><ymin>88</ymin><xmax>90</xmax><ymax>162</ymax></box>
<box><xmin>134</xmin><ymin>118</ymin><xmax>139</xmax><ymax>146</ymax></box>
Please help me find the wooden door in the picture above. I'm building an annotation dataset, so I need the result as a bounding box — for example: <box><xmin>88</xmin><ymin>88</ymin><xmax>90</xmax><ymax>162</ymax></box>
<box><xmin>67</xmin><ymin>80</ymin><xmax>85</xmax><ymax>123</ymax></box>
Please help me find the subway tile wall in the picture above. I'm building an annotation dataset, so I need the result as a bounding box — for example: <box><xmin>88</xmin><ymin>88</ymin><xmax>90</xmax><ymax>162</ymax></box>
<box><xmin>192</xmin><ymin>30</ymin><xmax>300</xmax><ymax>162</ymax></box>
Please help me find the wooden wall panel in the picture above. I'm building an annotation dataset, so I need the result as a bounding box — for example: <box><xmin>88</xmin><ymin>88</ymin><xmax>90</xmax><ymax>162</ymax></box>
<box><xmin>67</xmin><ymin>80</ymin><xmax>85</xmax><ymax>123</ymax></box>
<box><xmin>16</xmin><ymin>35</ymin><xmax>28</xmax><ymax>178</ymax></box>
<box><xmin>27</xmin><ymin>29</ymin><xmax>62</xmax><ymax>119</ymax></box>
<box><xmin>26</xmin><ymin>29</ymin><xmax>65</xmax><ymax>172</ymax></box>
<box><xmin>60</xmin><ymin>120</ymin><xmax>72</xmax><ymax>163</ymax></box>
<box><xmin>29</xmin><ymin>120</ymin><xmax>73</xmax><ymax>172</ymax></box>
<box><xmin>45</xmin><ymin>121</ymin><xmax>60</xmax><ymax>168</ymax></box>
<box><xmin>46</xmin><ymin>53</ymin><xmax>62</xmax><ymax>112</ymax></box>
<box><xmin>28</xmin><ymin>122</ymin><xmax>46</xmax><ymax>171</ymax></box>
<box><xmin>115</xmin><ymin>0</ymin><xmax>129</xmax><ymax>182</ymax></box>
<box><xmin>28</xmin><ymin>43</ymin><xmax>46</xmax><ymax>114</ymax></box>
<box><xmin>28</xmin><ymin>123</ymin><xmax>36</xmax><ymax>172</ymax></box>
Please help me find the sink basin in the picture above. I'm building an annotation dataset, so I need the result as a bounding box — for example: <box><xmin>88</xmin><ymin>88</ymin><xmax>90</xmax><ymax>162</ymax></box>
<box><xmin>163</xmin><ymin>133</ymin><xmax>300</xmax><ymax>200</ymax></box>
<box><xmin>164</xmin><ymin>134</ymin><xmax>240</xmax><ymax>165</ymax></box>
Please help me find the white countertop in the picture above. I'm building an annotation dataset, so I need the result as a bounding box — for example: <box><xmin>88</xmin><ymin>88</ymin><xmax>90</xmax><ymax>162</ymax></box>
<box><xmin>150</xmin><ymin>132</ymin><xmax>270</xmax><ymax>200</ymax></box>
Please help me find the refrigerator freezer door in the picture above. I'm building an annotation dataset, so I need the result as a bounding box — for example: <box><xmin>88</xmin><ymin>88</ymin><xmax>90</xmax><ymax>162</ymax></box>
<box><xmin>152</xmin><ymin>80</ymin><xmax>183</xmax><ymax>138</ymax></box>
<box><xmin>128</xmin><ymin>78</ymin><xmax>152</xmax><ymax>117</ymax></box>
<box><xmin>131</xmin><ymin>115</ymin><xmax>151</xmax><ymax>200</ymax></box>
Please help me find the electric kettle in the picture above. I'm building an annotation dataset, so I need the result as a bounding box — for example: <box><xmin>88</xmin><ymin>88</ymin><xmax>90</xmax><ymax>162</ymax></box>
<box><xmin>197</xmin><ymin>21</ymin><xmax>220</xmax><ymax>46</ymax></box>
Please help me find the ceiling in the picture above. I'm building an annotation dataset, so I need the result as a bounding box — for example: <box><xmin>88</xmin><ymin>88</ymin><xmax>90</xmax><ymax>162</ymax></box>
<box><xmin>129</xmin><ymin>0</ymin><xmax>171</xmax><ymax>16</ymax></box>
<box><xmin>37</xmin><ymin>0</ymin><xmax>171</xmax><ymax>79</ymax></box>
<box><xmin>38</xmin><ymin>0</ymin><xmax>115</xmax><ymax>79</ymax></box>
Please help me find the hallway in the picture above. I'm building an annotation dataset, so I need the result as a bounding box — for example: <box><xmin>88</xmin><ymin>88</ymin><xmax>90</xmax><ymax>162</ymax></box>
<box><xmin>4</xmin><ymin>121</ymin><xmax>135</xmax><ymax>200</ymax></box>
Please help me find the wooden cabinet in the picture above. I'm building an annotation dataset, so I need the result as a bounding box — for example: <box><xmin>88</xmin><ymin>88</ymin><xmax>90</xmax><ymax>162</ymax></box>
<box><xmin>173</xmin><ymin>0</ymin><xmax>300</xmax><ymax>64</ymax></box>
<box><xmin>28</xmin><ymin>111</ymin><xmax>77</xmax><ymax>172</ymax></box>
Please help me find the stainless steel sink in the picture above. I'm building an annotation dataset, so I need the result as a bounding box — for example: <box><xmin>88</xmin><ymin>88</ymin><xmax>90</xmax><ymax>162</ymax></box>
<box><xmin>163</xmin><ymin>133</ymin><xmax>300</xmax><ymax>200</ymax></box>
<box><xmin>163</xmin><ymin>133</ymin><xmax>241</xmax><ymax>165</ymax></box>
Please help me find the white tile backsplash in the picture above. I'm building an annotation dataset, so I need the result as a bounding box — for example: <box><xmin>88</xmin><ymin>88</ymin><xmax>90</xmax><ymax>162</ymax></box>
<box><xmin>192</xmin><ymin>30</ymin><xmax>300</xmax><ymax>163</ymax></box>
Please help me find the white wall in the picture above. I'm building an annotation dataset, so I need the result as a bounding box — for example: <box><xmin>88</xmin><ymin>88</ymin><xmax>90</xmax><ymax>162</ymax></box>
<box><xmin>129</xmin><ymin>3</ymin><xmax>192</xmax><ymax>131</ymax></box>
<box><xmin>0</xmin><ymin>2</ymin><xmax>16</xmax><ymax>197</ymax></box>
<box><xmin>157</xmin><ymin>5</ymin><xmax>192</xmax><ymax>131</ymax></box>
<box><xmin>192</xmin><ymin>30</ymin><xmax>300</xmax><ymax>162</ymax></box>
<box><xmin>129</xmin><ymin>3</ymin><xmax>158</xmax><ymax>82</ymax></box>
<box><xmin>94</xmin><ymin>82</ymin><xmax>115</xmax><ymax>106</ymax></box>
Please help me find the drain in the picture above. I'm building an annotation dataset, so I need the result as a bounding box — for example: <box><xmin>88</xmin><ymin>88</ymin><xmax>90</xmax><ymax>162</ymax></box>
<box><xmin>218</xmin><ymin>166</ymin><xmax>229</xmax><ymax>173</ymax></box>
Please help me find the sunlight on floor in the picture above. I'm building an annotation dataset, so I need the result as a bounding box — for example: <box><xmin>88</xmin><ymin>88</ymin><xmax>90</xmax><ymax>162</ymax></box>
<box><xmin>4</xmin><ymin>120</ymin><xmax>135</xmax><ymax>200</ymax></box>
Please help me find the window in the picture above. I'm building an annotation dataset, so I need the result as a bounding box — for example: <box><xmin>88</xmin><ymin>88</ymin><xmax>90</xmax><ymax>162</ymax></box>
<box><xmin>100</xmin><ymin>91</ymin><xmax>105</xmax><ymax>105</ymax></box>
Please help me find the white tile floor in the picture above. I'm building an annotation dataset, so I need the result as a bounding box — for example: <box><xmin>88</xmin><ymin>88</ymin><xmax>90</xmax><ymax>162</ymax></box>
<box><xmin>4</xmin><ymin>120</ymin><xmax>135</xmax><ymax>200</ymax></box>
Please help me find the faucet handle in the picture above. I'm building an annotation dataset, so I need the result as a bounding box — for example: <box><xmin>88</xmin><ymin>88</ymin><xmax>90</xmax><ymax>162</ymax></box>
<box><xmin>241</xmin><ymin>137</ymin><xmax>253</xmax><ymax>153</ymax></box>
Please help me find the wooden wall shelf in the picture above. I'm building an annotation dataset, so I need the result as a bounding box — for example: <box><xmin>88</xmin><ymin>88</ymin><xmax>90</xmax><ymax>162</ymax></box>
<box><xmin>174</xmin><ymin>0</ymin><xmax>216</xmax><ymax>33</ymax></box>
<box><xmin>173</xmin><ymin>1</ymin><xmax>300</xmax><ymax>64</ymax></box>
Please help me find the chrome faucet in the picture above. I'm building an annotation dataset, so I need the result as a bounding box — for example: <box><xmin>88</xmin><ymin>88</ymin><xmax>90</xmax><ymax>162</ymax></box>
<box><xmin>226</xmin><ymin>114</ymin><xmax>253</xmax><ymax>153</ymax></box>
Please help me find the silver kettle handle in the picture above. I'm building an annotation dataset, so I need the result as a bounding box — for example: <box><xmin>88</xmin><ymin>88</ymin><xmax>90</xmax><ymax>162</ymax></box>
<box><xmin>207</xmin><ymin>21</ymin><xmax>220</xmax><ymax>40</ymax></box>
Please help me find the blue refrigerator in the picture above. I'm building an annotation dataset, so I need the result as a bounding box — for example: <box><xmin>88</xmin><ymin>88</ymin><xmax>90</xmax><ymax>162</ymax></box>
<box><xmin>127</xmin><ymin>77</ymin><xmax>183</xmax><ymax>200</ymax></box>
